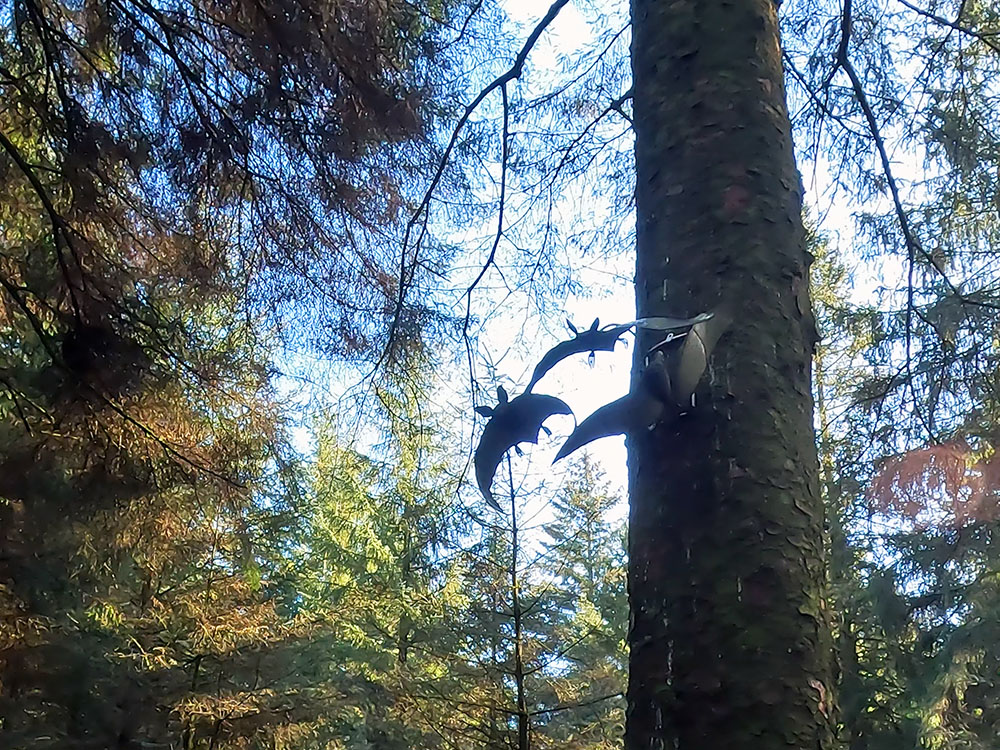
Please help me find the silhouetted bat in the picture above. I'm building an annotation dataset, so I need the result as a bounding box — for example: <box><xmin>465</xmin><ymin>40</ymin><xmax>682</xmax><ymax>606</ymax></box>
<box><xmin>526</xmin><ymin>314</ymin><xmax>716</xmax><ymax>393</ymax></box>
<box><xmin>553</xmin><ymin>352</ymin><xmax>673</xmax><ymax>463</ymax></box>
<box><xmin>553</xmin><ymin>307</ymin><xmax>732</xmax><ymax>462</ymax></box>
<box><xmin>525</xmin><ymin>318</ymin><xmax>634</xmax><ymax>392</ymax></box>
<box><xmin>474</xmin><ymin>386</ymin><xmax>573</xmax><ymax>511</ymax></box>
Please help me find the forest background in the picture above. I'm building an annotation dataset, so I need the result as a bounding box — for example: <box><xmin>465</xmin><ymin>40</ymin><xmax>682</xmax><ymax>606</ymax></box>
<box><xmin>1</xmin><ymin>0</ymin><xmax>999</xmax><ymax>747</ymax></box>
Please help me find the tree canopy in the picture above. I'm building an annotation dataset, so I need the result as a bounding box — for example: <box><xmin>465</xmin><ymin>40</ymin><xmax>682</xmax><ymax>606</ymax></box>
<box><xmin>3</xmin><ymin>0</ymin><xmax>1000</xmax><ymax>748</ymax></box>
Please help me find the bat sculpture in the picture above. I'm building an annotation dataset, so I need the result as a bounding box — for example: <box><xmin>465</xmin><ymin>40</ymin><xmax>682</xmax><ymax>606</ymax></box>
<box><xmin>553</xmin><ymin>351</ymin><xmax>674</xmax><ymax>462</ymax></box>
<box><xmin>553</xmin><ymin>307</ymin><xmax>731</xmax><ymax>462</ymax></box>
<box><xmin>526</xmin><ymin>315</ymin><xmax>713</xmax><ymax>392</ymax></box>
<box><xmin>474</xmin><ymin>386</ymin><xmax>573</xmax><ymax>511</ymax></box>
<box><xmin>525</xmin><ymin>318</ymin><xmax>633</xmax><ymax>392</ymax></box>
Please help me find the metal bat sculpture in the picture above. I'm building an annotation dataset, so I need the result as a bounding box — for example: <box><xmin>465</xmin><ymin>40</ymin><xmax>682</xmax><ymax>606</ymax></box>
<box><xmin>526</xmin><ymin>315</ymin><xmax>713</xmax><ymax>392</ymax></box>
<box><xmin>553</xmin><ymin>351</ymin><xmax>673</xmax><ymax>463</ymax></box>
<box><xmin>474</xmin><ymin>386</ymin><xmax>573</xmax><ymax>511</ymax></box>
<box><xmin>525</xmin><ymin>318</ymin><xmax>632</xmax><ymax>392</ymax></box>
<box><xmin>553</xmin><ymin>308</ymin><xmax>731</xmax><ymax>462</ymax></box>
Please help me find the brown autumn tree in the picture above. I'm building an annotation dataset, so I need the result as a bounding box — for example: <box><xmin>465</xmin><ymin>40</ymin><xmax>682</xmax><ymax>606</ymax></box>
<box><xmin>0</xmin><ymin>0</ymin><xmax>472</xmax><ymax>745</ymax></box>
<box><xmin>626</xmin><ymin>1</ymin><xmax>837</xmax><ymax>748</ymax></box>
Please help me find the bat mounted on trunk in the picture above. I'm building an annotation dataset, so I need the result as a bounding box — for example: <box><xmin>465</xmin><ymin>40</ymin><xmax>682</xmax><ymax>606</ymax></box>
<box><xmin>553</xmin><ymin>307</ymin><xmax>731</xmax><ymax>462</ymax></box>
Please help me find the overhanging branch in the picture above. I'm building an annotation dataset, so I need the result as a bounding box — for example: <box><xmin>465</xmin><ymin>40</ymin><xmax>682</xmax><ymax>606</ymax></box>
<box><xmin>384</xmin><ymin>0</ymin><xmax>572</xmax><ymax>363</ymax></box>
<box><xmin>896</xmin><ymin>0</ymin><xmax>1000</xmax><ymax>55</ymax></box>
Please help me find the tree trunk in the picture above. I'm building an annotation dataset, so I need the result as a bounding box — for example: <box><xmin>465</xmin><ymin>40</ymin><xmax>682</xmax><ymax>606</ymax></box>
<box><xmin>626</xmin><ymin>1</ymin><xmax>836</xmax><ymax>748</ymax></box>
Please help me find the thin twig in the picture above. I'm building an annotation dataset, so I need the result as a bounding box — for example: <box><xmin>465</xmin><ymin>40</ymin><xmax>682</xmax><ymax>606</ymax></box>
<box><xmin>384</xmin><ymin>0</ymin><xmax>572</xmax><ymax>363</ymax></box>
<box><xmin>463</xmin><ymin>82</ymin><xmax>511</xmax><ymax>338</ymax></box>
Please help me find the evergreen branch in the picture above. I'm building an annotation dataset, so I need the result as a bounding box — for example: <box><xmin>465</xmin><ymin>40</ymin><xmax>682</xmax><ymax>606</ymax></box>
<box><xmin>834</xmin><ymin>0</ymin><xmax>999</xmax><ymax>311</ymax></box>
<box><xmin>0</xmin><ymin>375</ymin><xmax>35</xmax><ymax>434</ymax></box>
<box><xmin>543</xmin><ymin>87</ymin><xmax>633</xmax><ymax>196</ymax></box>
<box><xmin>895</xmin><ymin>0</ymin><xmax>1000</xmax><ymax>55</ymax></box>
<box><xmin>836</xmin><ymin>0</ymin><xmax>1000</xmax><ymax>440</ymax></box>
<box><xmin>0</xmin><ymin>127</ymin><xmax>82</xmax><ymax>320</ymax></box>
<box><xmin>0</xmin><ymin>274</ymin><xmax>59</xmax><ymax>362</ymax></box>
<box><xmin>530</xmin><ymin>691</ymin><xmax>623</xmax><ymax>717</ymax></box>
<box><xmin>527</xmin><ymin>23</ymin><xmax>630</xmax><ymax>110</ymax></box>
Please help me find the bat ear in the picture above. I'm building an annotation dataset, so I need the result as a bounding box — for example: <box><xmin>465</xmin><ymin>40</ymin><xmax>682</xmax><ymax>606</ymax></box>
<box><xmin>497</xmin><ymin>385</ymin><xmax>509</xmax><ymax>404</ymax></box>
<box><xmin>566</xmin><ymin>318</ymin><xmax>578</xmax><ymax>334</ymax></box>
<box><xmin>475</xmin><ymin>406</ymin><xmax>494</xmax><ymax>417</ymax></box>
<box><xmin>590</xmin><ymin>317</ymin><xmax>600</xmax><ymax>331</ymax></box>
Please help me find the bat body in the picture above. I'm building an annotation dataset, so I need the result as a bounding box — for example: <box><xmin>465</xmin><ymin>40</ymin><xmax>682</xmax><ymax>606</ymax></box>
<box><xmin>475</xmin><ymin>387</ymin><xmax>573</xmax><ymax>510</ymax></box>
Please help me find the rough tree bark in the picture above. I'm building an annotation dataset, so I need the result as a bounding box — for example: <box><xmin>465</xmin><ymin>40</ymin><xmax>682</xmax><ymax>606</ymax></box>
<box><xmin>626</xmin><ymin>1</ymin><xmax>837</xmax><ymax>748</ymax></box>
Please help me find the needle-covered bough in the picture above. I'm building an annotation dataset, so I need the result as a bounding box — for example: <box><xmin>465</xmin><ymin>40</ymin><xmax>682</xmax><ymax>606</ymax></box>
<box><xmin>472</xmin><ymin>308</ymin><xmax>730</xmax><ymax>511</ymax></box>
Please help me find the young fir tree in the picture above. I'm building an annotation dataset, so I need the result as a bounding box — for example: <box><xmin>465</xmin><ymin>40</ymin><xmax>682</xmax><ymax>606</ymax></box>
<box><xmin>812</xmin><ymin>222</ymin><xmax>1000</xmax><ymax>750</ymax></box>
<box><xmin>537</xmin><ymin>456</ymin><xmax>627</xmax><ymax>750</ymax></box>
<box><xmin>289</xmin><ymin>410</ymin><xmax>465</xmax><ymax>749</ymax></box>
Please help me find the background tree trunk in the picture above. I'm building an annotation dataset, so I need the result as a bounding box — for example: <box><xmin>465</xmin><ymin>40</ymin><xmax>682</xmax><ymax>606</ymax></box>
<box><xmin>626</xmin><ymin>1</ymin><xmax>836</xmax><ymax>748</ymax></box>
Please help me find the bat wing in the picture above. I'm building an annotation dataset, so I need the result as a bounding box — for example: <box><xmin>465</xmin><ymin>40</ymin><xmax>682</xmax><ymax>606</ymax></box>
<box><xmin>474</xmin><ymin>419</ymin><xmax>507</xmax><ymax>511</ymax></box>
<box><xmin>553</xmin><ymin>394</ymin><xmax>655</xmax><ymax>463</ymax></box>
<box><xmin>590</xmin><ymin>323</ymin><xmax>635</xmax><ymax>352</ymax></box>
<box><xmin>526</xmin><ymin>341</ymin><xmax>578</xmax><ymax>392</ymax></box>
<box><xmin>527</xmin><ymin>325</ymin><xmax>634</xmax><ymax>391</ymax></box>
<box><xmin>554</xmin><ymin>351</ymin><xmax>683</xmax><ymax>464</ymax></box>
<box><xmin>474</xmin><ymin>393</ymin><xmax>573</xmax><ymax>509</ymax></box>
<box><xmin>634</xmin><ymin>313</ymin><xmax>714</xmax><ymax>331</ymax></box>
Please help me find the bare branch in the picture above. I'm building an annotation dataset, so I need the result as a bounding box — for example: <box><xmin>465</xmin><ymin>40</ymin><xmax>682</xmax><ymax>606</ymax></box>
<box><xmin>385</xmin><ymin>0</ymin><xmax>572</xmax><ymax>362</ymax></box>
